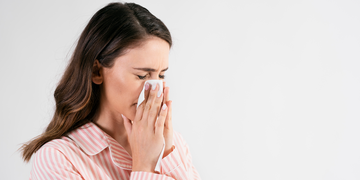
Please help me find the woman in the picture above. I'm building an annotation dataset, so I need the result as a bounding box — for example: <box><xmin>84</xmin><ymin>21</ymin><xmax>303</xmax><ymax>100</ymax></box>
<box><xmin>20</xmin><ymin>2</ymin><xmax>200</xmax><ymax>180</ymax></box>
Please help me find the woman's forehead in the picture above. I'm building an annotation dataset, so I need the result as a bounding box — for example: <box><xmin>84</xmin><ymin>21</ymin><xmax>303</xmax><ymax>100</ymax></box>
<box><xmin>117</xmin><ymin>38</ymin><xmax>170</xmax><ymax>68</ymax></box>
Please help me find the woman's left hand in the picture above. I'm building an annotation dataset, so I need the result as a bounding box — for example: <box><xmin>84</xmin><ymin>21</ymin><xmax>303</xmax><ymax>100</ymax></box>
<box><xmin>162</xmin><ymin>81</ymin><xmax>173</xmax><ymax>157</ymax></box>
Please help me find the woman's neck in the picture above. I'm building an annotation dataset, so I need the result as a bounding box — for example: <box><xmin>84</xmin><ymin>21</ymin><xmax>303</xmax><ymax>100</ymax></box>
<box><xmin>92</xmin><ymin>103</ymin><xmax>131</xmax><ymax>155</ymax></box>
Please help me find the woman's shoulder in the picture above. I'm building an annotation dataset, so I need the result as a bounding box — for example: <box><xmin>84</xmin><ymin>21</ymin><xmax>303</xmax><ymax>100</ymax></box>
<box><xmin>37</xmin><ymin>123</ymin><xmax>95</xmax><ymax>155</ymax></box>
<box><xmin>36</xmin><ymin>122</ymin><xmax>110</xmax><ymax>158</ymax></box>
<box><xmin>37</xmin><ymin>135</ymin><xmax>78</xmax><ymax>155</ymax></box>
<box><xmin>30</xmin><ymin>134</ymin><xmax>87</xmax><ymax>179</ymax></box>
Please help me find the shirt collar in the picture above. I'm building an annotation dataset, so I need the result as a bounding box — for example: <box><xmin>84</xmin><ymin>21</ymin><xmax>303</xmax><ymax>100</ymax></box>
<box><xmin>67</xmin><ymin>122</ymin><xmax>109</xmax><ymax>155</ymax></box>
<box><xmin>67</xmin><ymin>122</ymin><xmax>133</xmax><ymax>169</ymax></box>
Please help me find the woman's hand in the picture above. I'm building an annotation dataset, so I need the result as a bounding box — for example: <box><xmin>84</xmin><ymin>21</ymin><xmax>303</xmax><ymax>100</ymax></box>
<box><xmin>122</xmin><ymin>83</ymin><xmax>169</xmax><ymax>173</ymax></box>
<box><xmin>162</xmin><ymin>81</ymin><xmax>173</xmax><ymax>158</ymax></box>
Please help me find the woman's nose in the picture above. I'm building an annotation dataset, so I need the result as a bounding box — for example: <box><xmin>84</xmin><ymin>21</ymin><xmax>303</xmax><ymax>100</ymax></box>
<box><xmin>150</xmin><ymin>77</ymin><xmax>163</xmax><ymax>81</ymax></box>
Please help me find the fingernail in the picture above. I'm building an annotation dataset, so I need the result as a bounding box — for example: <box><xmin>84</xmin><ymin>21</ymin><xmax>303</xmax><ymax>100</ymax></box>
<box><xmin>121</xmin><ymin>114</ymin><xmax>125</xmax><ymax>119</ymax></box>
<box><xmin>145</xmin><ymin>83</ymin><xmax>149</xmax><ymax>90</ymax></box>
<box><xmin>162</xmin><ymin>103</ymin><xmax>167</xmax><ymax>110</ymax></box>
<box><xmin>157</xmin><ymin>90</ymin><xmax>162</xmax><ymax>97</ymax></box>
<box><xmin>152</xmin><ymin>83</ymin><xmax>157</xmax><ymax>90</ymax></box>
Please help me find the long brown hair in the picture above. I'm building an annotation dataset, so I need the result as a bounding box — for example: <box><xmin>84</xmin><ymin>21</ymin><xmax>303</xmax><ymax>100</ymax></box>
<box><xmin>20</xmin><ymin>2</ymin><xmax>172</xmax><ymax>162</ymax></box>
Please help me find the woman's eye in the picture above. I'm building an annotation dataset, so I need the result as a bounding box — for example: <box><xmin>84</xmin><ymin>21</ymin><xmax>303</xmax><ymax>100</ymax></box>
<box><xmin>138</xmin><ymin>75</ymin><xmax>147</xmax><ymax>79</ymax></box>
<box><xmin>137</xmin><ymin>74</ymin><xmax>165</xmax><ymax>80</ymax></box>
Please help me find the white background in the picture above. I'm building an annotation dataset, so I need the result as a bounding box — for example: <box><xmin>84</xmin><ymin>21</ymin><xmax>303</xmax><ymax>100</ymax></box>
<box><xmin>1</xmin><ymin>0</ymin><xmax>359</xmax><ymax>179</ymax></box>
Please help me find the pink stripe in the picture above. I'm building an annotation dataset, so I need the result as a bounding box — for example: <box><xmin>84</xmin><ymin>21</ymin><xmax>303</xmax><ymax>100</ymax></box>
<box><xmin>97</xmin><ymin>150</ymin><xmax>112</xmax><ymax>179</ymax></box>
<box><xmin>80</xmin><ymin>129</ymin><xmax>99</xmax><ymax>152</ymax></box>
<box><xmin>61</xmin><ymin>144</ymin><xmax>85</xmax><ymax>175</ymax></box>
<box><xmin>92</xmin><ymin>153</ymin><xmax>106</xmax><ymax>179</ymax></box>
<box><xmin>99</xmin><ymin>149</ymin><xmax>116</xmax><ymax>179</ymax></box>
<box><xmin>55</xmin><ymin>150</ymin><xmax>67</xmax><ymax>179</ymax></box>
<box><xmin>33</xmin><ymin>150</ymin><xmax>46</xmax><ymax>179</ymax></box>
<box><xmin>87</xmin><ymin>125</ymin><xmax>107</xmax><ymax>150</ymax></box>
<box><xmin>35</xmin><ymin>149</ymin><xmax>47</xmax><ymax>179</ymax></box>
<box><xmin>131</xmin><ymin>172</ymin><xmax>138</xmax><ymax>179</ymax></box>
<box><xmin>74</xmin><ymin>130</ymin><xmax>97</xmax><ymax>154</ymax></box>
<box><xmin>38</xmin><ymin>148</ymin><xmax>51</xmax><ymax>179</ymax></box>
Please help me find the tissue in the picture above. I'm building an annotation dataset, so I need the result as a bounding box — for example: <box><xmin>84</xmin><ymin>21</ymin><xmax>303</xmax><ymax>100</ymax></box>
<box><xmin>137</xmin><ymin>80</ymin><xmax>164</xmax><ymax>108</ymax></box>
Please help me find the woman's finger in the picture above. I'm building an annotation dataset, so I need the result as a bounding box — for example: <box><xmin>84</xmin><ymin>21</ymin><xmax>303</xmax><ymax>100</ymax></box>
<box><xmin>134</xmin><ymin>89</ymin><xmax>147</xmax><ymax>123</ymax></box>
<box><xmin>135</xmin><ymin>82</ymin><xmax>150</xmax><ymax>122</ymax></box>
<box><xmin>155</xmin><ymin>103</ymin><xmax>168</xmax><ymax>135</ymax></box>
<box><xmin>159</xmin><ymin>81</ymin><xmax>166</xmax><ymax>114</ymax></box>
<box><xmin>164</xmin><ymin>86</ymin><xmax>170</xmax><ymax>103</ymax></box>
<box><xmin>122</xmin><ymin>114</ymin><xmax>132</xmax><ymax>135</ymax></box>
<box><xmin>164</xmin><ymin>100</ymin><xmax>173</xmax><ymax>129</ymax></box>
<box><xmin>162</xmin><ymin>100</ymin><xmax>173</xmax><ymax>158</ymax></box>
<box><xmin>142</xmin><ymin>83</ymin><xmax>158</xmax><ymax>126</ymax></box>
<box><xmin>148</xmin><ymin>83</ymin><xmax>163</xmax><ymax>128</ymax></box>
<box><xmin>144</xmin><ymin>82</ymin><xmax>151</xmax><ymax>105</ymax></box>
<box><xmin>164</xmin><ymin>86</ymin><xmax>171</xmax><ymax>128</ymax></box>
<box><xmin>162</xmin><ymin>81</ymin><xmax>166</xmax><ymax>92</ymax></box>
<box><xmin>159</xmin><ymin>82</ymin><xmax>167</xmax><ymax>114</ymax></box>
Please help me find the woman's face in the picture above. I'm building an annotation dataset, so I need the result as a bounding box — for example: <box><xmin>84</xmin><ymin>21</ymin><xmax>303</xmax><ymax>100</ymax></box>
<box><xmin>96</xmin><ymin>36</ymin><xmax>170</xmax><ymax>122</ymax></box>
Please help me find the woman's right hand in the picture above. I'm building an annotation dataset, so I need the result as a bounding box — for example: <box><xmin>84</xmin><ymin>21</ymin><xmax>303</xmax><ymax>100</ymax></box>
<box><xmin>122</xmin><ymin>82</ymin><xmax>168</xmax><ymax>173</ymax></box>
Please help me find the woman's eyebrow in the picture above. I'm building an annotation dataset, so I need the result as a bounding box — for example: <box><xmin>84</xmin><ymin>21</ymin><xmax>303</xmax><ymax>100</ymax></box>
<box><xmin>133</xmin><ymin>67</ymin><xmax>168</xmax><ymax>72</ymax></box>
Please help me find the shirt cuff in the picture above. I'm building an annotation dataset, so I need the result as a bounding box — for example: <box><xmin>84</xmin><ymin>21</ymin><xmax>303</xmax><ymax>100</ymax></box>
<box><xmin>160</xmin><ymin>146</ymin><xmax>182</xmax><ymax>174</ymax></box>
<box><xmin>130</xmin><ymin>171</ymin><xmax>174</xmax><ymax>180</ymax></box>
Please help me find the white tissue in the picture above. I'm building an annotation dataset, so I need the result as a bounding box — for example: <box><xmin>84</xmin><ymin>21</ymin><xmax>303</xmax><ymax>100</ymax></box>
<box><xmin>136</xmin><ymin>80</ymin><xmax>165</xmax><ymax>172</ymax></box>
<box><xmin>137</xmin><ymin>80</ymin><xmax>163</xmax><ymax>109</ymax></box>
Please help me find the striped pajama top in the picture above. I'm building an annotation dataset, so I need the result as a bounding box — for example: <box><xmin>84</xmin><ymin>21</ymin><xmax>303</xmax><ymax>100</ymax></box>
<box><xmin>29</xmin><ymin>122</ymin><xmax>201</xmax><ymax>180</ymax></box>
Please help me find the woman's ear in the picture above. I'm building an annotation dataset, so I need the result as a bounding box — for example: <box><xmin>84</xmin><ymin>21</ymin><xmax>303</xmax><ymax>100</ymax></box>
<box><xmin>92</xmin><ymin>60</ymin><xmax>103</xmax><ymax>85</ymax></box>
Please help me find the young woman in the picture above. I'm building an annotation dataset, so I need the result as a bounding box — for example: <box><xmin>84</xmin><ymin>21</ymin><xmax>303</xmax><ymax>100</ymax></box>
<box><xmin>20</xmin><ymin>2</ymin><xmax>200</xmax><ymax>180</ymax></box>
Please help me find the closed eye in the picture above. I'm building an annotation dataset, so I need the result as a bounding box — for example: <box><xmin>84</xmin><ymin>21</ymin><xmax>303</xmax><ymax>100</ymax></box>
<box><xmin>137</xmin><ymin>75</ymin><xmax>147</xmax><ymax>79</ymax></box>
<box><xmin>137</xmin><ymin>75</ymin><xmax>165</xmax><ymax>80</ymax></box>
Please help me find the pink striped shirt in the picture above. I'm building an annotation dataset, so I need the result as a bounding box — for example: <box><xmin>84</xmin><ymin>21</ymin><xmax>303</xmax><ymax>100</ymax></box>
<box><xmin>30</xmin><ymin>122</ymin><xmax>201</xmax><ymax>180</ymax></box>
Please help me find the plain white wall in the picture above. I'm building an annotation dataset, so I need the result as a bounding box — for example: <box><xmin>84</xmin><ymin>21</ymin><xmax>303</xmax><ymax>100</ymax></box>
<box><xmin>1</xmin><ymin>0</ymin><xmax>359</xmax><ymax>179</ymax></box>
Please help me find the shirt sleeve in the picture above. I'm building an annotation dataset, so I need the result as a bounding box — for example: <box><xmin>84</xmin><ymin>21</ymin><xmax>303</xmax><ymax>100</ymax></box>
<box><xmin>160</xmin><ymin>140</ymin><xmax>201</xmax><ymax>180</ymax></box>
<box><xmin>30</xmin><ymin>147</ymin><xmax>83</xmax><ymax>180</ymax></box>
<box><xmin>130</xmin><ymin>172</ymin><xmax>174</xmax><ymax>180</ymax></box>
<box><xmin>129</xmin><ymin>132</ymin><xmax>201</xmax><ymax>180</ymax></box>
